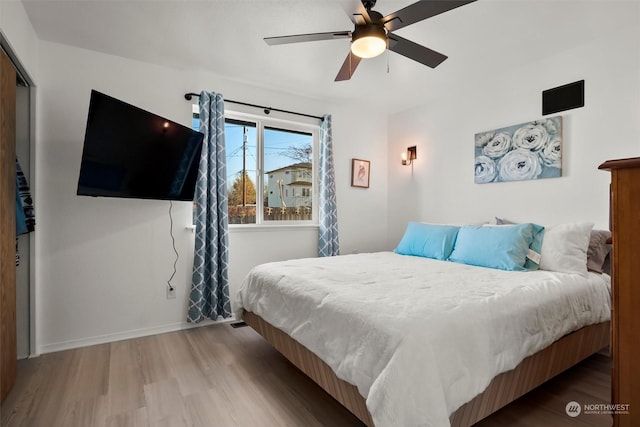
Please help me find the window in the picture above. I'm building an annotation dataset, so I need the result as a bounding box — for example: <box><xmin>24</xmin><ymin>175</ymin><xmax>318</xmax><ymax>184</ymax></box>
<box><xmin>192</xmin><ymin>105</ymin><xmax>318</xmax><ymax>226</ymax></box>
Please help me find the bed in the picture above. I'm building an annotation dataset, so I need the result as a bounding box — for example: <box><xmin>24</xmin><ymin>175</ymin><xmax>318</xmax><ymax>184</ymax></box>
<box><xmin>234</xmin><ymin>223</ymin><xmax>611</xmax><ymax>427</ymax></box>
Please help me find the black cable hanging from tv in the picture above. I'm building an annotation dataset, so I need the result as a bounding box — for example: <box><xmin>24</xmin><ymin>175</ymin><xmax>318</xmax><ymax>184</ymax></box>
<box><xmin>184</xmin><ymin>92</ymin><xmax>324</xmax><ymax>121</ymax></box>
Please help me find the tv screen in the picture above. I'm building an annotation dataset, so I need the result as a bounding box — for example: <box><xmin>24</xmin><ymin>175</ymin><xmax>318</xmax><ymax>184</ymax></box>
<box><xmin>77</xmin><ymin>90</ymin><xmax>204</xmax><ymax>201</ymax></box>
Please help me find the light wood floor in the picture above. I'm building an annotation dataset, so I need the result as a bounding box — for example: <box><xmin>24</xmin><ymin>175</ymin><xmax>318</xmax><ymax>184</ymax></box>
<box><xmin>1</xmin><ymin>323</ymin><xmax>612</xmax><ymax>427</ymax></box>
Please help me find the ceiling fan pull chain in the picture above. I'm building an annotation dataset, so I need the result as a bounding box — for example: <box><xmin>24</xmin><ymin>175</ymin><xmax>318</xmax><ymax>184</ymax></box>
<box><xmin>387</xmin><ymin>39</ymin><xmax>390</xmax><ymax>74</ymax></box>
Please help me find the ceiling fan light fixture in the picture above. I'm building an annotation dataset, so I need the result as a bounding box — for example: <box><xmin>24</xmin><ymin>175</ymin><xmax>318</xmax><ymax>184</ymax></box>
<box><xmin>264</xmin><ymin>0</ymin><xmax>476</xmax><ymax>81</ymax></box>
<box><xmin>350</xmin><ymin>25</ymin><xmax>387</xmax><ymax>59</ymax></box>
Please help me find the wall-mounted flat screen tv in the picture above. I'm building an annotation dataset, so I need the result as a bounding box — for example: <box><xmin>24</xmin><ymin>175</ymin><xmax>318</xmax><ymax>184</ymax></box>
<box><xmin>77</xmin><ymin>90</ymin><xmax>203</xmax><ymax>201</ymax></box>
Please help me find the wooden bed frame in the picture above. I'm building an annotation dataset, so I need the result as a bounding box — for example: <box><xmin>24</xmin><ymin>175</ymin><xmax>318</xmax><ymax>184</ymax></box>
<box><xmin>243</xmin><ymin>310</ymin><xmax>610</xmax><ymax>427</ymax></box>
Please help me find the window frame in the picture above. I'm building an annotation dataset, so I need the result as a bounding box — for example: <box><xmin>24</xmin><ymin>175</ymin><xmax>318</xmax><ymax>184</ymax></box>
<box><xmin>193</xmin><ymin>105</ymin><xmax>320</xmax><ymax>229</ymax></box>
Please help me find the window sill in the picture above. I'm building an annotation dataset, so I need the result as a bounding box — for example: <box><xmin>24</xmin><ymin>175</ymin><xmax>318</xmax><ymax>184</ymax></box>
<box><xmin>230</xmin><ymin>224</ymin><xmax>319</xmax><ymax>233</ymax></box>
<box><xmin>186</xmin><ymin>224</ymin><xmax>319</xmax><ymax>233</ymax></box>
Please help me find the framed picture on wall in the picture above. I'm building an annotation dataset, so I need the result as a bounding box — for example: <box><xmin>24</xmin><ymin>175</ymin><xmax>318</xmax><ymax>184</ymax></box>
<box><xmin>474</xmin><ymin>116</ymin><xmax>562</xmax><ymax>184</ymax></box>
<box><xmin>351</xmin><ymin>158</ymin><xmax>370</xmax><ymax>188</ymax></box>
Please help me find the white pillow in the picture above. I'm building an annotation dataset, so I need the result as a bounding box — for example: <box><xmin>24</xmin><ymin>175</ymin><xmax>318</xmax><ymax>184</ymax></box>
<box><xmin>539</xmin><ymin>222</ymin><xmax>594</xmax><ymax>275</ymax></box>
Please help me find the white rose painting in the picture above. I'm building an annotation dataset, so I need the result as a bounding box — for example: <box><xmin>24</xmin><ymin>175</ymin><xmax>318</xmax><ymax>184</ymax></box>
<box><xmin>474</xmin><ymin>116</ymin><xmax>562</xmax><ymax>184</ymax></box>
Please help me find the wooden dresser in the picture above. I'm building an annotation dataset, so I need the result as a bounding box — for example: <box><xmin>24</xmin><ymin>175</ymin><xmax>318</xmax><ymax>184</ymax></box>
<box><xmin>599</xmin><ymin>157</ymin><xmax>640</xmax><ymax>427</ymax></box>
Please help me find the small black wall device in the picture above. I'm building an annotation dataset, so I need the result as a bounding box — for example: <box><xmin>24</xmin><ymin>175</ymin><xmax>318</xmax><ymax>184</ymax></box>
<box><xmin>542</xmin><ymin>80</ymin><xmax>584</xmax><ymax>116</ymax></box>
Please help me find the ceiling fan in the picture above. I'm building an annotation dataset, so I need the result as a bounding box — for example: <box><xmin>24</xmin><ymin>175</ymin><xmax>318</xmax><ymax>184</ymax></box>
<box><xmin>264</xmin><ymin>0</ymin><xmax>477</xmax><ymax>81</ymax></box>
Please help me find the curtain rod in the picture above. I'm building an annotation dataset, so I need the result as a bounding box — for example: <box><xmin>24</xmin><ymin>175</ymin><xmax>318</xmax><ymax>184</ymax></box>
<box><xmin>184</xmin><ymin>92</ymin><xmax>324</xmax><ymax>121</ymax></box>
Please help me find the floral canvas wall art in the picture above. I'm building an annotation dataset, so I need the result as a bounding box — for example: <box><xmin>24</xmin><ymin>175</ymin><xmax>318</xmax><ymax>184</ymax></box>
<box><xmin>474</xmin><ymin>116</ymin><xmax>562</xmax><ymax>184</ymax></box>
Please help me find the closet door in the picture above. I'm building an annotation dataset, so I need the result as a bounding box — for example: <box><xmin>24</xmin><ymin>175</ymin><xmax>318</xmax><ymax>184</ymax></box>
<box><xmin>0</xmin><ymin>48</ymin><xmax>17</xmax><ymax>401</ymax></box>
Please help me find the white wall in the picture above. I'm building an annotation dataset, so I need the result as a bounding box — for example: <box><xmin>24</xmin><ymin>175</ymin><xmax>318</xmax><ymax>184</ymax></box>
<box><xmin>34</xmin><ymin>41</ymin><xmax>389</xmax><ymax>353</ymax></box>
<box><xmin>330</xmin><ymin>102</ymin><xmax>389</xmax><ymax>253</ymax></box>
<box><xmin>387</xmin><ymin>13</ymin><xmax>640</xmax><ymax>247</ymax></box>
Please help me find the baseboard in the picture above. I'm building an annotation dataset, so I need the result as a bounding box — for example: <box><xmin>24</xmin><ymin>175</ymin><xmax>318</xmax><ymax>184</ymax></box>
<box><xmin>35</xmin><ymin>316</ymin><xmax>237</xmax><ymax>355</ymax></box>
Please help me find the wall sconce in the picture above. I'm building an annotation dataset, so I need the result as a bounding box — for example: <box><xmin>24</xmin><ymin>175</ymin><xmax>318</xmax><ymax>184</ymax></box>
<box><xmin>402</xmin><ymin>146</ymin><xmax>417</xmax><ymax>166</ymax></box>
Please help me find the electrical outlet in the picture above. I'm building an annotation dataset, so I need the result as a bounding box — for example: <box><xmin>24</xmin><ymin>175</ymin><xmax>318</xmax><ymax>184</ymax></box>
<box><xmin>166</xmin><ymin>286</ymin><xmax>176</xmax><ymax>299</ymax></box>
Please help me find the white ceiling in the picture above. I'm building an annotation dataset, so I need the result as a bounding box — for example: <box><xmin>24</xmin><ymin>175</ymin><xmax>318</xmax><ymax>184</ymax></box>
<box><xmin>21</xmin><ymin>0</ymin><xmax>639</xmax><ymax>113</ymax></box>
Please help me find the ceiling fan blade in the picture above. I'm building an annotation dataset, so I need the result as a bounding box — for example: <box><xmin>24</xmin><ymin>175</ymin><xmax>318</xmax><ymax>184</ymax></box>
<box><xmin>355</xmin><ymin>0</ymin><xmax>373</xmax><ymax>24</ymax></box>
<box><xmin>339</xmin><ymin>0</ymin><xmax>371</xmax><ymax>25</ymax></box>
<box><xmin>388</xmin><ymin>33</ymin><xmax>448</xmax><ymax>68</ymax></box>
<box><xmin>264</xmin><ymin>31</ymin><xmax>351</xmax><ymax>46</ymax></box>
<box><xmin>335</xmin><ymin>51</ymin><xmax>362</xmax><ymax>81</ymax></box>
<box><xmin>383</xmin><ymin>0</ymin><xmax>477</xmax><ymax>32</ymax></box>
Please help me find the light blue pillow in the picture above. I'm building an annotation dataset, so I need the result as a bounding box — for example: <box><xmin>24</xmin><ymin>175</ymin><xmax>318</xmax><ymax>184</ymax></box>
<box><xmin>448</xmin><ymin>224</ymin><xmax>536</xmax><ymax>271</ymax></box>
<box><xmin>524</xmin><ymin>223</ymin><xmax>545</xmax><ymax>270</ymax></box>
<box><xmin>394</xmin><ymin>222</ymin><xmax>460</xmax><ymax>260</ymax></box>
<box><xmin>495</xmin><ymin>218</ymin><xmax>545</xmax><ymax>270</ymax></box>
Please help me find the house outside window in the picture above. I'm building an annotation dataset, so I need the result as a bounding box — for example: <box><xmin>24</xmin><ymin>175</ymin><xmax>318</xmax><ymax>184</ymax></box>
<box><xmin>192</xmin><ymin>105</ymin><xmax>318</xmax><ymax>226</ymax></box>
<box><xmin>266</xmin><ymin>163</ymin><xmax>312</xmax><ymax>208</ymax></box>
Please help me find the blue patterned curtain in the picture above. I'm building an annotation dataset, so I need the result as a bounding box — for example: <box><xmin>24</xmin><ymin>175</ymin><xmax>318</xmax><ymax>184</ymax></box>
<box><xmin>188</xmin><ymin>91</ymin><xmax>232</xmax><ymax>322</ymax></box>
<box><xmin>318</xmin><ymin>114</ymin><xmax>340</xmax><ymax>257</ymax></box>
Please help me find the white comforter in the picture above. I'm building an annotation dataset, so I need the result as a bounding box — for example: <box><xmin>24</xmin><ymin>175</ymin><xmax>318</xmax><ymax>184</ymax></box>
<box><xmin>234</xmin><ymin>252</ymin><xmax>610</xmax><ymax>427</ymax></box>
